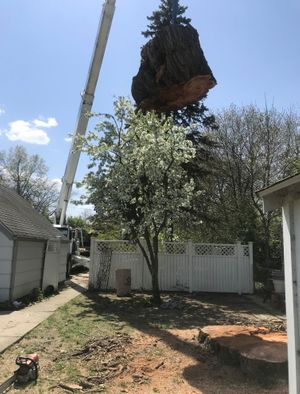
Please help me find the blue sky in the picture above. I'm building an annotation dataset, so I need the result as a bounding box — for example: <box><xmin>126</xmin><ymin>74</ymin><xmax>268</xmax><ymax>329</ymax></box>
<box><xmin>1</xmin><ymin>0</ymin><xmax>300</xmax><ymax>216</ymax></box>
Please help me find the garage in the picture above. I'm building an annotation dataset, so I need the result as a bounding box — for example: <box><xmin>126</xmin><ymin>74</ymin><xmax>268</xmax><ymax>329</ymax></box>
<box><xmin>0</xmin><ymin>185</ymin><xmax>69</xmax><ymax>303</ymax></box>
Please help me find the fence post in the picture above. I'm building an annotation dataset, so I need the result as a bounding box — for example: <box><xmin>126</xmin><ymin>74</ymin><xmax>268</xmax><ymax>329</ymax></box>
<box><xmin>236</xmin><ymin>241</ymin><xmax>243</xmax><ymax>295</ymax></box>
<box><xmin>248</xmin><ymin>242</ymin><xmax>254</xmax><ymax>294</ymax></box>
<box><xmin>187</xmin><ymin>240</ymin><xmax>193</xmax><ymax>293</ymax></box>
<box><xmin>89</xmin><ymin>238</ymin><xmax>96</xmax><ymax>289</ymax></box>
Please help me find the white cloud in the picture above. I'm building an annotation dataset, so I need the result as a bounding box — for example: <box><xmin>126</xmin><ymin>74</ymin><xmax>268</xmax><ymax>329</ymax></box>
<box><xmin>6</xmin><ymin>120</ymin><xmax>50</xmax><ymax>144</ymax></box>
<box><xmin>5</xmin><ymin>116</ymin><xmax>58</xmax><ymax>145</ymax></box>
<box><xmin>0</xmin><ymin>107</ymin><xmax>5</xmax><ymax>116</ymax></box>
<box><xmin>64</xmin><ymin>136</ymin><xmax>72</xmax><ymax>143</ymax></box>
<box><xmin>33</xmin><ymin>117</ymin><xmax>58</xmax><ymax>128</ymax></box>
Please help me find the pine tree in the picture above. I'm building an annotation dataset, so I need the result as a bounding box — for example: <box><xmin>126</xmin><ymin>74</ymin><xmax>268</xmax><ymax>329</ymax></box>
<box><xmin>142</xmin><ymin>0</ymin><xmax>191</xmax><ymax>38</ymax></box>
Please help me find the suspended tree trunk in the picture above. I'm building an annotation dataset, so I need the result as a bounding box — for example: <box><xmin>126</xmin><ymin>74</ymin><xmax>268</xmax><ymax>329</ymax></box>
<box><xmin>132</xmin><ymin>24</ymin><xmax>216</xmax><ymax>113</ymax></box>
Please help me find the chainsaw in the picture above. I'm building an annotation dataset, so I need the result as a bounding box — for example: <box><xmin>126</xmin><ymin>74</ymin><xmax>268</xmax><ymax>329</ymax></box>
<box><xmin>0</xmin><ymin>353</ymin><xmax>39</xmax><ymax>393</ymax></box>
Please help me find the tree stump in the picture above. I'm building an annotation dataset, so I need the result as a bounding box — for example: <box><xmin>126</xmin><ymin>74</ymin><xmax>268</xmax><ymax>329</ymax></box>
<box><xmin>198</xmin><ymin>325</ymin><xmax>287</xmax><ymax>382</ymax></box>
<box><xmin>132</xmin><ymin>24</ymin><xmax>216</xmax><ymax>113</ymax></box>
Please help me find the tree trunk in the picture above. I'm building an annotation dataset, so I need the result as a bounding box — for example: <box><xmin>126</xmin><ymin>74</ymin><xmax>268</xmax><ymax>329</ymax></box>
<box><xmin>142</xmin><ymin>233</ymin><xmax>162</xmax><ymax>305</ymax></box>
<box><xmin>151</xmin><ymin>235</ymin><xmax>162</xmax><ymax>305</ymax></box>
<box><xmin>151</xmin><ymin>254</ymin><xmax>161</xmax><ymax>305</ymax></box>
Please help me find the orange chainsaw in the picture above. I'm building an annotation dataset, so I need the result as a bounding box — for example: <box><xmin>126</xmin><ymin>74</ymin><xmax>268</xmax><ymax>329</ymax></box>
<box><xmin>0</xmin><ymin>354</ymin><xmax>39</xmax><ymax>393</ymax></box>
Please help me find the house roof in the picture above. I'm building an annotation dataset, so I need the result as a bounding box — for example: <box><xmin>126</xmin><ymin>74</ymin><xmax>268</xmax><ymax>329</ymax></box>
<box><xmin>0</xmin><ymin>185</ymin><xmax>63</xmax><ymax>240</ymax></box>
<box><xmin>256</xmin><ymin>172</ymin><xmax>300</xmax><ymax>212</ymax></box>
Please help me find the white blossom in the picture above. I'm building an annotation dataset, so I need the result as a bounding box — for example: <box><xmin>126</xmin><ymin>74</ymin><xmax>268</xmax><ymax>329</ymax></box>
<box><xmin>79</xmin><ymin>98</ymin><xmax>197</xmax><ymax>239</ymax></box>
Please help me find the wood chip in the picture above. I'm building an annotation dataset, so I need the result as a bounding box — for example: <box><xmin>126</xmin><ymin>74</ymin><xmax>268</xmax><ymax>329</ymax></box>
<box><xmin>155</xmin><ymin>361</ymin><xmax>164</xmax><ymax>369</ymax></box>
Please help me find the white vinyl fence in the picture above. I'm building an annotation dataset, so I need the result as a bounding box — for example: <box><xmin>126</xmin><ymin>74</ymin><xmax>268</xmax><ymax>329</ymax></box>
<box><xmin>89</xmin><ymin>239</ymin><xmax>254</xmax><ymax>294</ymax></box>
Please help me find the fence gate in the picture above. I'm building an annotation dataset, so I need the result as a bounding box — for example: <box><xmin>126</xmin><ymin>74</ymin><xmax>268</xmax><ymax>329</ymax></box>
<box><xmin>89</xmin><ymin>240</ymin><xmax>253</xmax><ymax>294</ymax></box>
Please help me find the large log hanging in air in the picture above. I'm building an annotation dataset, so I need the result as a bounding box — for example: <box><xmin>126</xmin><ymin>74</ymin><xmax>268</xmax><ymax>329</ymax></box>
<box><xmin>132</xmin><ymin>24</ymin><xmax>217</xmax><ymax>113</ymax></box>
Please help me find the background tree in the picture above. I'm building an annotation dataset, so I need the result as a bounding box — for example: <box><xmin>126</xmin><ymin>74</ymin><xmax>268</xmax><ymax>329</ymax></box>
<box><xmin>0</xmin><ymin>145</ymin><xmax>59</xmax><ymax>216</ymax></box>
<box><xmin>188</xmin><ymin>105</ymin><xmax>300</xmax><ymax>279</ymax></box>
<box><xmin>79</xmin><ymin>98</ymin><xmax>196</xmax><ymax>304</ymax></box>
<box><xmin>66</xmin><ymin>215</ymin><xmax>94</xmax><ymax>249</ymax></box>
<box><xmin>67</xmin><ymin>215</ymin><xmax>88</xmax><ymax>230</ymax></box>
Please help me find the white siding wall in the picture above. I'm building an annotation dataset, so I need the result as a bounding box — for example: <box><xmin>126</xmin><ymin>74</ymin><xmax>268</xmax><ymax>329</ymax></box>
<box><xmin>12</xmin><ymin>240</ymin><xmax>45</xmax><ymax>300</ymax></box>
<box><xmin>59</xmin><ymin>242</ymin><xmax>70</xmax><ymax>282</ymax></box>
<box><xmin>0</xmin><ymin>231</ymin><xmax>13</xmax><ymax>302</ymax></box>
<box><xmin>42</xmin><ymin>240</ymin><xmax>59</xmax><ymax>290</ymax></box>
<box><xmin>42</xmin><ymin>239</ymin><xmax>69</xmax><ymax>290</ymax></box>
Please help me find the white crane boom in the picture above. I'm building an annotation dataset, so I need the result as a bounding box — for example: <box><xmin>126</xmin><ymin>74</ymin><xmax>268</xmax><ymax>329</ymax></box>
<box><xmin>55</xmin><ymin>0</ymin><xmax>116</xmax><ymax>225</ymax></box>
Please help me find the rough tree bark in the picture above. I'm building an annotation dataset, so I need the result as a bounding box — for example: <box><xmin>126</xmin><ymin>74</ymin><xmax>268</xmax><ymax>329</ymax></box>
<box><xmin>137</xmin><ymin>233</ymin><xmax>162</xmax><ymax>305</ymax></box>
<box><xmin>132</xmin><ymin>24</ymin><xmax>216</xmax><ymax>113</ymax></box>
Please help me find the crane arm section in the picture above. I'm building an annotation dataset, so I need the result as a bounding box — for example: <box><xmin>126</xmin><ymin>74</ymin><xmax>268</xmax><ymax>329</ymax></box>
<box><xmin>55</xmin><ymin>0</ymin><xmax>116</xmax><ymax>225</ymax></box>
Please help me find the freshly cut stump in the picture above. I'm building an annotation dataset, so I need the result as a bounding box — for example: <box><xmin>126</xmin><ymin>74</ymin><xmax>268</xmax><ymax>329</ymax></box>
<box><xmin>132</xmin><ymin>24</ymin><xmax>216</xmax><ymax>113</ymax></box>
<box><xmin>198</xmin><ymin>325</ymin><xmax>287</xmax><ymax>380</ymax></box>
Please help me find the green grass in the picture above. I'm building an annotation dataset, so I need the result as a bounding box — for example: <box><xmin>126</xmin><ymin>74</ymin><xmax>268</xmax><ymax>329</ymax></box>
<box><xmin>0</xmin><ymin>292</ymin><xmax>135</xmax><ymax>392</ymax></box>
<box><xmin>36</xmin><ymin>293</ymin><xmax>132</xmax><ymax>348</ymax></box>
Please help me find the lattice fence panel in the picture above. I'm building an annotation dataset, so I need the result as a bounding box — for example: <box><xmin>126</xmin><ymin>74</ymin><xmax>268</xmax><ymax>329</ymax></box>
<box><xmin>194</xmin><ymin>244</ymin><xmax>235</xmax><ymax>256</ymax></box>
<box><xmin>164</xmin><ymin>242</ymin><xmax>186</xmax><ymax>255</ymax></box>
<box><xmin>97</xmin><ymin>241</ymin><xmax>136</xmax><ymax>253</ymax></box>
<box><xmin>243</xmin><ymin>246</ymin><xmax>250</xmax><ymax>257</ymax></box>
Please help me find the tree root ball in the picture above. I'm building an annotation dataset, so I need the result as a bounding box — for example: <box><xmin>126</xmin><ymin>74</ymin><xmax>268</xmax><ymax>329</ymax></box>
<box><xmin>132</xmin><ymin>24</ymin><xmax>216</xmax><ymax>113</ymax></box>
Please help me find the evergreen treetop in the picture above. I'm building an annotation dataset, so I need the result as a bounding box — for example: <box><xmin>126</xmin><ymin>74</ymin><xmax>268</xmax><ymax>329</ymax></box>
<box><xmin>142</xmin><ymin>0</ymin><xmax>191</xmax><ymax>38</ymax></box>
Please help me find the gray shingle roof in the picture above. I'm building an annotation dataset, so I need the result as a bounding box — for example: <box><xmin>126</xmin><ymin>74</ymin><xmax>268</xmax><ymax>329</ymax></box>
<box><xmin>0</xmin><ymin>185</ymin><xmax>63</xmax><ymax>240</ymax></box>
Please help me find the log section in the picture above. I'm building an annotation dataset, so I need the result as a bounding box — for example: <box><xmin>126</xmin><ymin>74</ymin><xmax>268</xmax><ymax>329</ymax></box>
<box><xmin>198</xmin><ymin>325</ymin><xmax>287</xmax><ymax>381</ymax></box>
<box><xmin>132</xmin><ymin>24</ymin><xmax>216</xmax><ymax>112</ymax></box>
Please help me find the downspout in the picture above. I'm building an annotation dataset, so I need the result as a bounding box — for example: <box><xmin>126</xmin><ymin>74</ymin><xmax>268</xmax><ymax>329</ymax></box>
<box><xmin>40</xmin><ymin>240</ymin><xmax>48</xmax><ymax>290</ymax></box>
<box><xmin>9</xmin><ymin>237</ymin><xmax>18</xmax><ymax>304</ymax></box>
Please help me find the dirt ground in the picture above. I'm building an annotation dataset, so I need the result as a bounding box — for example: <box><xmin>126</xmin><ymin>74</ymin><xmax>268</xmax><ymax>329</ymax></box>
<box><xmin>0</xmin><ymin>286</ymin><xmax>288</xmax><ymax>394</ymax></box>
<box><xmin>106</xmin><ymin>328</ymin><xmax>287</xmax><ymax>394</ymax></box>
<box><xmin>81</xmin><ymin>292</ymin><xmax>287</xmax><ymax>394</ymax></box>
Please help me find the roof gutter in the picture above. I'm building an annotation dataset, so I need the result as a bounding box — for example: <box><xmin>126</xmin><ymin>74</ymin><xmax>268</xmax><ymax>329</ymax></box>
<box><xmin>256</xmin><ymin>173</ymin><xmax>300</xmax><ymax>212</ymax></box>
<box><xmin>12</xmin><ymin>236</ymin><xmax>69</xmax><ymax>243</ymax></box>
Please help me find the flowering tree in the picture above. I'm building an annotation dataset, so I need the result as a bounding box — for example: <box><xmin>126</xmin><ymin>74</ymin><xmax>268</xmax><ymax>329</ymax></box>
<box><xmin>79</xmin><ymin>98</ymin><xmax>196</xmax><ymax>304</ymax></box>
